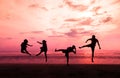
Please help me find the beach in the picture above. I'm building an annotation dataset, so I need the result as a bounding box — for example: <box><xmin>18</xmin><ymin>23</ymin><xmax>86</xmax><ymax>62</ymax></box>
<box><xmin>0</xmin><ymin>64</ymin><xmax>120</xmax><ymax>78</ymax></box>
<box><xmin>0</xmin><ymin>50</ymin><xmax>120</xmax><ymax>78</ymax></box>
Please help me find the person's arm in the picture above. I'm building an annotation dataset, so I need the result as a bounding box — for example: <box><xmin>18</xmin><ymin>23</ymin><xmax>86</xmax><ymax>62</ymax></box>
<box><xmin>97</xmin><ymin>40</ymin><xmax>101</xmax><ymax>49</ymax></box>
<box><xmin>85</xmin><ymin>39</ymin><xmax>91</xmax><ymax>43</ymax></box>
<box><xmin>37</xmin><ymin>41</ymin><xmax>42</xmax><ymax>44</ymax></box>
<box><xmin>27</xmin><ymin>44</ymin><xmax>33</xmax><ymax>47</ymax></box>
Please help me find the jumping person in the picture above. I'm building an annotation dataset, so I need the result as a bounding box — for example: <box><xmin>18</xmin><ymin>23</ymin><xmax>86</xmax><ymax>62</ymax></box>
<box><xmin>79</xmin><ymin>35</ymin><xmax>101</xmax><ymax>62</ymax></box>
<box><xmin>21</xmin><ymin>39</ymin><xmax>32</xmax><ymax>55</ymax></box>
<box><xmin>55</xmin><ymin>45</ymin><xmax>76</xmax><ymax>66</ymax></box>
<box><xmin>36</xmin><ymin>40</ymin><xmax>48</xmax><ymax>62</ymax></box>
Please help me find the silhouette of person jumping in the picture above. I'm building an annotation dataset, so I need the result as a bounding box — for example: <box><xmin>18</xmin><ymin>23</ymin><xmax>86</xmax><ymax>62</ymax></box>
<box><xmin>55</xmin><ymin>45</ymin><xmax>76</xmax><ymax>66</ymax></box>
<box><xmin>21</xmin><ymin>39</ymin><xmax>32</xmax><ymax>55</ymax></box>
<box><xmin>36</xmin><ymin>40</ymin><xmax>48</xmax><ymax>62</ymax></box>
<box><xmin>79</xmin><ymin>35</ymin><xmax>101</xmax><ymax>62</ymax></box>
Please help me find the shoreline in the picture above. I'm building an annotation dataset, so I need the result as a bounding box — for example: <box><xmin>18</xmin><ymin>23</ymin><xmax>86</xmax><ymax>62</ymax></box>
<box><xmin>0</xmin><ymin>64</ymin><xmax>120</xmax><ymax>78</ymax></box>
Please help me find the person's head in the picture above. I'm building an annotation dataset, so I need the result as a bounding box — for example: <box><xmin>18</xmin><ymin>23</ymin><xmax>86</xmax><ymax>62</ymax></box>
<box><xmin>24</xmin><ymin>39</ymin><xmax>28</xmax><ymax>43</ymax></box>
<box><xmin>72</xmin><ymin>45</ymin><xmax>76</xmax><ymax>49</ymax></box>
<box><xmin>92</xmin><ymin>35</ymin><xmax>95</xmax><ymax>39</ymax></box>
<box><xmin>42</xmin><ymin>40</ymin><xmax>46</xmax><ymax>43</ymax></box>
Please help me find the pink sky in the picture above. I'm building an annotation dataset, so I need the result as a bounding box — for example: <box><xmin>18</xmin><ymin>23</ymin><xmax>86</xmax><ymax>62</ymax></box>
<box><xmin>0</xmin><ymin>0</ymin><xmax>120</xmax><ymax>52</ymax></box>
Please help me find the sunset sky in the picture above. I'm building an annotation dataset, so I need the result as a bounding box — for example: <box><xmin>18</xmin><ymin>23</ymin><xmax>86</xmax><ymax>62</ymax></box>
<box><xmin>0</xmin><ymin>0</ymin><xmax>120</xmax><ymax>53</ymax></box>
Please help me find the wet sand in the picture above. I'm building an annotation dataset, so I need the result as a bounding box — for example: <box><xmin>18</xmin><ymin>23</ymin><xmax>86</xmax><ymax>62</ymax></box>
<box><xmin>0</xmin><ymin>64</ymin><xmax>120</xmax><ymax>78</ymax></box>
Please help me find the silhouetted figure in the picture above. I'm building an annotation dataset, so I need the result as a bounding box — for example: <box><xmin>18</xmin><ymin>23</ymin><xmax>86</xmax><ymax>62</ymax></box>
<box><xmin>21</xmin><ymin>39</ymin><xmax>32</xmax><ymax>55</ymax></box>
<box><xmin>36</xmin><ymin>40</ymin><xmax>48</xmax><ymax>62</ymax></box>
<box><xmin>55</xmin><ymin>45</ymin><xmax>76</xmax><ymax>66</ymax></box>
<box><xmin>79</xmin><ymin>35</ymin><xmax>101</xmax><ymax>62</ymax></box>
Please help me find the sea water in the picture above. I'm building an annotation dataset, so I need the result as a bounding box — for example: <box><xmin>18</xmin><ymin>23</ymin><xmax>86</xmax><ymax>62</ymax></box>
<box><xmin>0</xmin><ymin>50</ymin><xmax>120</xmax><ymax>64</ymax></box>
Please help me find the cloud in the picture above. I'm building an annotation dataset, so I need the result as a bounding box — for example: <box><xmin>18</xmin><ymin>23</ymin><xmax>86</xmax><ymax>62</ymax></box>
<box><xmin>64</xmin><ymin>18</ymin><xmax>80</xmax><ymax>22</ymax></box>
<box><xmin>64</xmin><ymin>29</ymin><xmax>79</xmax><ymax>37</ymax></box>
<box><xmin>40</xmin><ymin>7</ymin><xmax>48</xmax><ymax>11</ymax></box>
<box><xmin>80</xmin><ymin>31</ymin><xmax>94</xmax><ymax>35</ymax></box>
<box><xmin>76</xmin><ymin>17</ymin><xmax>93</xmax><ymax>26</ymax></box>
<box><xmin>31</xmin><ymin>31</ymin><xmax>43</xmax><ymax>34</ymax></box>
<box><xmin>64</xmin><ymin>16</ymin><xmax>112</xmax><ymax>27</ymax></box>
<box><xmin>111</xmin><ymin>0</ymin><xmax>120</xmax><ymax>4</ymax></box>
<box><xmin>5</xmin><ymin>37</ymin><xmax>13</xmax><ymax>40</ymax></box>
<box><xmin>28</xmin><ymin>3</ymin><xmax>48</xmax><ymax>11</ymax></box>
<box><xmin>64</xmin><ymin>17</ymin><xmax>93</xmax><ymax>26</ymax></box>
<box><xmin>0</xmin><ymin>37</ymin><xmax>13</xmax><ymax>40</ymax></box>
<box><xmin>0</xmin><ymin>13</ymin><xmax>11</xmax><ymax>20</ymax></box>
<box><xmin>91</xmin><ymin>6</ymin><xmax>102</xmax><ymax>15</ymax></box>
<box><xmin>19</xmin><ymin>32</ymin><xmax>28</xmax><ymax>34</ymax></box>
<box><xmin>47</xmin><ymin>28</ymin><xmax>93</xmax><ymax>38</ymax></box>
<box><xmin>79</xmin><ymin>18</ymin><xmax>93</xmax><ymax>25</ymax></box>
<box><xmin>64</xmin><ymin>0</ymin><xmax>88</xmax><ymax>11</ymax></box>
<box><xmin>102</xmin><ymin>16</ymin><xmax>112</xmax><ymax>23</ymax></box>
<box><xmin>29</xmin><ymin>4</ymin><xmax>39</xmax><ymax>8</ymax></box>
<box><xmin>90</xmin><ymin>0</ymin><xmax>96</xmax><ymax>4</ymax></box>
<box><xmin>0</xmin><ymin>10</ymin><xmax>23</xmax><ymax>21</ymax></box>
<box><xmin>48</xmin><ymin>35</ymin><xmax>64</xmax><ymax>37</ymax></box>
<box><xmin>62</xmin><ymin>28</ymin><xmax>96</xmax><ymax>37</ymax></box>
<box><xmin>20</xmin><ymin>31</ymin><xmax>43</xmax><ymax>34</ymax></box>
<box><xmin>29</xmin><ymin>37</ymin><xmax>35</xmax><ymax>40</ymax></box>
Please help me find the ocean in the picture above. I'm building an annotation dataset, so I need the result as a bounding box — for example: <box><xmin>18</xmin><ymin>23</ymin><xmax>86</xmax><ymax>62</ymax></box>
<box><xmin>0</xmin><ymin>50</ymin><xmax>120</xmax><ymax>64</ymax></box>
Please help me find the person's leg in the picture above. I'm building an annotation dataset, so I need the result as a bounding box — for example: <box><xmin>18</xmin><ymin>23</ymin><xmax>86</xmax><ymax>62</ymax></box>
<box><xmin>36</xmin><ymin>51</ymin><xmax>42</xmax><ymax>56</ymax></box>
<box><xmin>21</xmin><ymin>48</ymin><xmax>26</xmax><ymax>53</ymax></box>
<box><xmin>21</xmin><ymin>49</ymin><xmax>24</xmax><ymax>53</ymax></box>
<box><xmin>65</xmin><ymin>53</ymin><xmax>69</xmax><ymax>66</ymax></box>
<box><xmin>91</xmin><ymin>47</ymin><xmax>95</xmax><ymax>62</ymax></box>
<box><xmin>55</xmin><ymin>49</ymin><xmax>65</xmax><ymax>52</ymax></box>
<box><xmin>25</xmin><ymin>49</ymin><xmax>31</xmax><ymax>56</ymax></box>
<box><xmin>36</xmin><ymin>47</ymin><xmax>43</xmax><ymax>56</ymax></box>
<box><xmin>44</xmin><ymin>51</ymin><xmax>47</xmax><ymax>62</ymax></box>
<box><xmin>79</xmin><ymin>44</ymin><xmax>90</xmax><ymax>49</ymax></box>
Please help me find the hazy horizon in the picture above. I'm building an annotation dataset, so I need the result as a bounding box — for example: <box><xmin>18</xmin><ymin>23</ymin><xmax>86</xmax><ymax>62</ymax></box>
<box><xmin>0</xmin><ymin>50</ymin><xmax>120</xmax><ymax>64</ymax></box>
<box><xmin>0</xmin><ymin>49</ymin><xmax>120</xmax><ymax>55</ymax></box>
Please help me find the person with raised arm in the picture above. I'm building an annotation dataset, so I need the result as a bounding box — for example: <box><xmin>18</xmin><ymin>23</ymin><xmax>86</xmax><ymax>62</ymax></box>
<box><xmin>55</xmin><ymin>45</ymin><xmax>76</xmax><ymax>66</ymax></box>
<box><xmin>21</xmin><ymin>39</ymin><xmax>32</xmax><ymax>55</ymax></box>
<box><xmin>36</xmin><ymin>40</ymin><xmax>48</xmax><ymax>62</ymax></box>
<box><xmin>79</xmin><ymin>35</ymin><xmax>101</xmax><ymax>62</ymax></box>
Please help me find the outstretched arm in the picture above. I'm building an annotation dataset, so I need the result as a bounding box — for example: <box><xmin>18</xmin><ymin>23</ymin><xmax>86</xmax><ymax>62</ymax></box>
<box><xmin>97</xmin><ymin>40</ymin><xmax>101</xmax><ymax>49</ymax></box>
<box><xmin>37</xmin><ymin>41</ymin><xmax>42</xmax><ymax>44</ymax></box>
<box><xmin>27</xmin><ymin>44</ymin><xmax>33</xmax><ymax>47</ymax></box>
<box><xmin>85</xmin><ymin>39</ymin><xmax>91</xmax><ymax>43</ymax></box>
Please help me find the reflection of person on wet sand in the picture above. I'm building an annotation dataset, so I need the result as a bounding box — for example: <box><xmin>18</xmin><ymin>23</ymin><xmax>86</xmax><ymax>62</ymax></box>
<box><xmin>55</xmin><ymin>45</ymin><xmax>76</xmax><ymax>66</ymax></box>
<box><xmin>79</xmin><ymin>35</ymin><xmax>101</xmax><ymax>62</ymax></box>
<box><xmin>36</xmin><ymin>40</ymin><xmax>48</xmax><ymax>62</ymax></box>
<box><xmin>21</xmin><ymin>39</ymin><xmax>32</xmax><ymax>55</ymax></box>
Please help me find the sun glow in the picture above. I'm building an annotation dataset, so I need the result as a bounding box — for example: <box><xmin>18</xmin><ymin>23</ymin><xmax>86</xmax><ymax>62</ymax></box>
<box><xmin>0</xmin><ymin>0</ymin><xmax>120</xmax><ymax>52</ymax></box>
<box><xmin>79</xmin><ymin>11</ymin><xmax>94</xmax><ymax>17</ymax></box>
